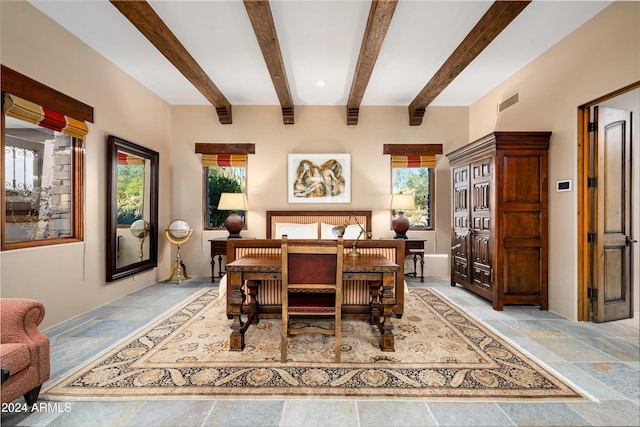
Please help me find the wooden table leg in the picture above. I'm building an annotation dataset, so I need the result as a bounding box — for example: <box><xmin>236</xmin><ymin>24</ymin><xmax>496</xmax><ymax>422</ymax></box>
<box><xmin>379</xmin><ymin>272</ymin><xmax>395</xmax><ymax>352</ymax></box>
<box><xmin>419</xmin><ymin>254</ymin><xmax>424</xmax><ymax>282</ymax></box>
<box><xmin>246</xmin><ymin>280</ymin><xmax>260</xmax><ymax>325</ymax></box>
<box><xmin>211</xmin><ymin>254</ymin><xmax>224</xmax><ymax>282</ymax></box>
<box><xmin>228</xmin><ymin>271</ymin><xmax>246</xmax><ymax>351</ymax></box>
<box><xmin>217</xmin><ymin>255</ymin><xmax>225</xmax><ymax>279</ymax></box>
<box><xmin>369</xmin><ymin>282</ymin><xmax>381</xmax><ymax>325</ymax></box>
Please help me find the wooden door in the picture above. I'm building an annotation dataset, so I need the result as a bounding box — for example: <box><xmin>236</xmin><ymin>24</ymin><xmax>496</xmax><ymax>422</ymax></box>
<box><xmin>452</xmin><ymin>165</ymin><xmax>470</xmax><ymax>285</ymax></box>
<box><xmin>594</xmin><ymin>106</ymin><xmax>634</xmax><ymax>322</ymax></box>
<box><xmin>470</xmin><ymin>158</ymin><xmax>493</xmax><ymax>292</ymax></box>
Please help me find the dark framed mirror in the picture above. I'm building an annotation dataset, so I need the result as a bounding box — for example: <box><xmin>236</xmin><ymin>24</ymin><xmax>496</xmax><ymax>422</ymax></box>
<box><xmin>106</xmin><ymin>135</ymin><xmax>159</xmax><ymax>282</ymax></box>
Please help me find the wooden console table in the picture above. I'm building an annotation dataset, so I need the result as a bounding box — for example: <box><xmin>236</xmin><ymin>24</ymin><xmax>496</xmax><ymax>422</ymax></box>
<box><xmin>226</xmin><ymin>254</ymin><xmax>399</xmax><ymax>353</ymax></box>
<box><xmin>404</xmin><ymin>239</ymin><xmax>425</xmax><ymax>282</ymax></box>
<box><xmin>209</xmin><ymin>238</ymin><xmax>227</xmax><ymax>281</ymax></box>
<box><xmin>209</xmin><ymin>237</ymin><xmax>255</xmax><ymax>282</ymax></box>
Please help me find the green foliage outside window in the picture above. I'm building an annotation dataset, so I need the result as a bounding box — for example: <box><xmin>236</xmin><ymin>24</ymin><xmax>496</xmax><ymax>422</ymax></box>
<box><xmin>206</xmin><ymin>167</ymin><xmax>246</xmax><ymax>229</ymax></box>
<box><xmin>392</xmin><ymin>167</ymin><xmax>433</xmax><ymax>230</ymax></box>
<box><xmin>117</xmin><ymin>165</ymin><xmax>144</xmax><ymax>225</ymax></box>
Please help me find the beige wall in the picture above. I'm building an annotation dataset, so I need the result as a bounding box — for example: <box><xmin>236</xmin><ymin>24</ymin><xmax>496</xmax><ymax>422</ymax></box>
<box><xmin>467</xmin><ymin>2</ymin><xmax>640</xmax><ymax>320</ymax></box>
<box><xmin>0</xmin><ymin>1</ymin><xmax>173</xmax><ymax>329</ymax></box>
<box><xmin>170</xmin><ymin>105</ymin><xmax>467</xmax><ymax>277</ymax></box>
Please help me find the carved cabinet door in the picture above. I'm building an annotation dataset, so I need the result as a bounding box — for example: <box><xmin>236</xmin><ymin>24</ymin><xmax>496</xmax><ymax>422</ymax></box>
<box><xmin>470</xmin><ymin>158</ymin><xmax>493</xmax><ymax>291</ymax></box>
<box><xmin>452</xmin><ymin>165</ymin><xmax>470</xmax><ymax>285</ymax></box>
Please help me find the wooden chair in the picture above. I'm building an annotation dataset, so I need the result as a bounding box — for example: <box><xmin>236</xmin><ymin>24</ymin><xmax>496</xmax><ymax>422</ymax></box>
<box><xmin>281</xmin><ymin>236</ymin><xmax>344</xmax><ymax>363</ymax></box>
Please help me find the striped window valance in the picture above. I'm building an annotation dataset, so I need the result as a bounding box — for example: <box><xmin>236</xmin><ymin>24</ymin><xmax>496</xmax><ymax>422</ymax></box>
<box><xmin>391</xmin><ymin>155</ymin><xmax>436</xmax><ymax>168</ymax></box>
<box><xmin>201</xmin><ymin>154</ymin><xmax>247</xmax><ymax>168</ymax></box>
<box><xmin>3</xmin><ymin>93</ymin><xmax>89</xmax><ymax>139</ymax></box>
<box><xmin>118</xmin><ymin>152</ymin><xmax>145</xmax><ymax>166</ymax></box>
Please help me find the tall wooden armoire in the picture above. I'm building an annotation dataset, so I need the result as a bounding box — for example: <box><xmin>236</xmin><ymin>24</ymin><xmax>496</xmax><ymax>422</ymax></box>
<box><xmin>446</xmin><ymin>131</ymin><xmax>551</xmax><ymax>311</ymax></box>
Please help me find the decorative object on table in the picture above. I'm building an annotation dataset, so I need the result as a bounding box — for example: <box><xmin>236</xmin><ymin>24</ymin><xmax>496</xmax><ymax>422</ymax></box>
<box><xmin>129</xmin><ymin>219</ymin><xmax>149</xmax><ymax>261</ymax></box>
<box><xmin>164</xmin><ymin>219</ymin><xmax>192</xmax><ymax>284</ymax></box>
<box><xmin>287</xmin><ymin>153</ymin><xmax>351</xmax><ymax>203</ymax></box>
<box><xmin>331</xmin><ymin>215</ymin><xmax>371</xmax><ymax>257</ymax></box>
<box><xmin>217</xmin><ymin>193</ymin><xmax>248</xmax><ymax>238</ymax></box>
<box><xmin>389</xmin><ymin>192</ymin><xmax>416</xmax><ymax>239</ymax></box>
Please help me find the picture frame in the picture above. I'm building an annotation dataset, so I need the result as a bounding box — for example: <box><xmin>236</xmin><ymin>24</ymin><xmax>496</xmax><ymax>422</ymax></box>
<box><xmin>288</xmin><ymin>153</ymin><xmax>351</xmax><ymax>203</ymax></box>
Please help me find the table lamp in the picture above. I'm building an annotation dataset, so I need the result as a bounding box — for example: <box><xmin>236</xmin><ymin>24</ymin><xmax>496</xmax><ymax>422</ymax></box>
<box><xmin>217</xmin><ymin>193</ymin><xmax>248</xmax><ymax>238</ymax></box>
<box><xmin>389</xmin><ymin>193</ymin><xmax>416</xmax><ymax>239</ymax></box>
<box><xmin>331</xmin><ymin>215</ymin><xmax>370</xmax><ymax>257</ymax></box>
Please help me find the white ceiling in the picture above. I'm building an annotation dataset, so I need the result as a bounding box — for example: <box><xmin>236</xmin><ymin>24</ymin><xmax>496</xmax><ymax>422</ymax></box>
<box><xmin>30</xmin><ymin>0</ymin><xmax>612</xmax><ymax>107</ymax></box>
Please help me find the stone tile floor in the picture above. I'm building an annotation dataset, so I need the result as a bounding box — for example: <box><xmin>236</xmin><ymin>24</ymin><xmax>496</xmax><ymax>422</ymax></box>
<box><xmin>2</xmin><ymin>276</ymin><xmax>638</xmax><ymax>427</ymax></box>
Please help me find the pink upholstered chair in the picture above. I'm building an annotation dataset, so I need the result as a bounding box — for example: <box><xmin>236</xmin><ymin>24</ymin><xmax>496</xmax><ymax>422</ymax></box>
<box><xmin>1</xmin><ymin>299</ymin><xmax>50</xmax><ymax>406</ymax></box>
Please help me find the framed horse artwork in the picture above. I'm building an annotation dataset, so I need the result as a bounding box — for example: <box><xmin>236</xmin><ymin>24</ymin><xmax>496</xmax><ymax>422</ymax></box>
<box><xmin>287</xmin><ymin>153</ymin><xmax>351</xmax><ymax>203</ymax></box>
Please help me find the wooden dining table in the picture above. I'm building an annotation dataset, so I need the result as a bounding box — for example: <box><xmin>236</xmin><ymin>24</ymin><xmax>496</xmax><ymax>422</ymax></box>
<box><xmin>225</xmin><ymin>253</ymin><xmax>399</xmax><ymax>353</ymax></box>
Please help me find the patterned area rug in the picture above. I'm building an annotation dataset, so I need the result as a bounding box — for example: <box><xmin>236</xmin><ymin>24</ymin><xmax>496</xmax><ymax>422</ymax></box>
<box><xmin>44</xmin><ymin>288</ymin><xmax>585</xmax><ymax>400</ymax></box>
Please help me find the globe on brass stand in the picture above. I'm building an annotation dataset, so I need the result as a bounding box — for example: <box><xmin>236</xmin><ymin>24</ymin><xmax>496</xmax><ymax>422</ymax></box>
<box><xmin>164</xmin><ymin>219</ymin><xmax>192</xmax><ymax>285</ymax></box>
<box><xmin>129</xmin><ymin>219</ymin><xmax>149</xmax><ymax>262</ymax></box>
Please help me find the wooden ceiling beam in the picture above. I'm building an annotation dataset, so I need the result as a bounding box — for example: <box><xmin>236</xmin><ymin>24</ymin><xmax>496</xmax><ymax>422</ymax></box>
<box><xmin>110</xmin><ymin>0</ymin><xmax>232</xmax><ymax>124</ymax></box>
<box><xmin>347</xmin><ymin>0</ymin><xmax>398</xmax><ymax>125</ymax></box>
<box><xmin>408</xmin><ymin>1</ymin><xmax>530</xmax><ymax>126</ymax></box>
<box><xmin>244</xmin><ymin>0</ymin><xmax>294</xmax><ymax>125</ymax></box>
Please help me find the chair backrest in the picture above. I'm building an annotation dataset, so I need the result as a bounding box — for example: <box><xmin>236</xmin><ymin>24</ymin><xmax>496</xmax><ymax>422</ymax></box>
<box><xmin>281</xmin><ymin>236</ymin><xmax>344</xmax><ymax>291</ymax></box>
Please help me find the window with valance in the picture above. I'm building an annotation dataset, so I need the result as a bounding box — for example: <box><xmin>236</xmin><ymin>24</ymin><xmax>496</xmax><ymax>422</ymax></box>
<box><xmin>2</xmin><ymin>66</ymin><xmax>93</xmax><ymax>250</ymax></box>
<box><xmin>195</xmin><ymin>143</ymin><xmax>254</xmax><ymax>230</ymax></box>
<box><xmin>384</xmin><ymin>144</ymin><xmax>443</xmax><ymax>231</ymax></box>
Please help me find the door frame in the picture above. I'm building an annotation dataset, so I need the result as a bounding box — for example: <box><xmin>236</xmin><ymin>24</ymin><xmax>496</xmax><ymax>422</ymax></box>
<box><xmin>577</xmin><ymin>81</ymin><xmax>640</xmax><ymax>321</ymax></box>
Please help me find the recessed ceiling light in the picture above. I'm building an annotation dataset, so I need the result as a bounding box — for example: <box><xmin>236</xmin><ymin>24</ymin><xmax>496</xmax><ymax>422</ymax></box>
<box><xmin>315</xmin><ymin>80</ymin><xmax>326</xmax><ymax>88</ymax></box>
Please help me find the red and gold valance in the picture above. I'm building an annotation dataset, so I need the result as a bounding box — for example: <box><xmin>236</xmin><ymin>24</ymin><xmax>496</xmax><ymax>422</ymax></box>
<box><xmin>195</xmin><ymin>143</ymin><xmax>255</xmax><ymax>167</ymax></box>
<box><xmin>391</xmin><ymin>155</ymin><xmax>436</xmax><ymax>169</ymax></box>
<box><xmin>3</xmin><ymin>93</ymin><xmax>89</xmax><ymax>139</ymax></box>
<box><xmin>117</xmin><ymin>152</ymin><xmax>145</xmax><ymax>166</ymax></box>
<box><xmin>201</xmin><ymin>154</ymin><xmax>247</xmax><ymax>168</ymax></box>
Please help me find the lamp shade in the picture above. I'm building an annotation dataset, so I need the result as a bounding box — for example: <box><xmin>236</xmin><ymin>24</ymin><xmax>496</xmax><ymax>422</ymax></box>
<box><xmin>217</xmin><ymin>193</ymin><xmax>248</xmax><ymax>211</ymax></box>
<box><xmin>389</xmin><ymin>193</ymin><xmax>416</xmax><ymax>211</ymax></box>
